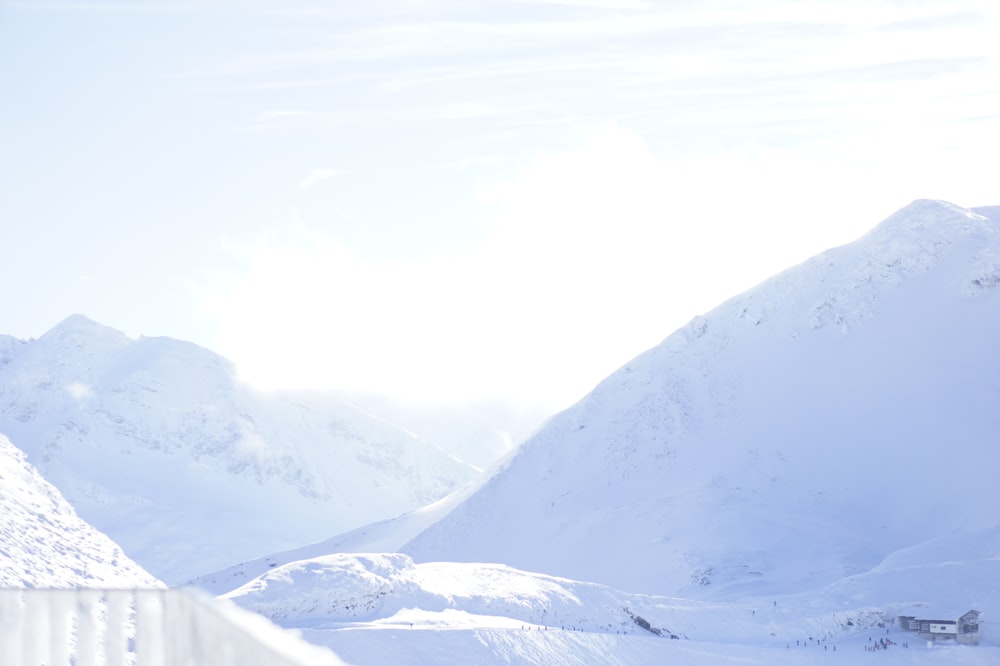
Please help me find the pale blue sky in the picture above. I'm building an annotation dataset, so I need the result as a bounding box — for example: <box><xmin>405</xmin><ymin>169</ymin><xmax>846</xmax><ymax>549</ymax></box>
<box><xmin>2</xmin><ymin>0</ymin><xmax>997</xmax><ymax>409</ymax></box>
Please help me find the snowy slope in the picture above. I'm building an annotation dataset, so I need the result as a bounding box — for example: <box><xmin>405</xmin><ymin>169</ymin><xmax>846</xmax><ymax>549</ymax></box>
<box><xmin>300</xmin><ymin>627</ymin><xmax>998</xmax><ymax>666</ymax></box>
<box><xmin>0</xmin><ymin>432</ymin><xmax>160</xmax><ymax>588</ymax></box>
<box><xmin>0</xmin><ymin>316</ymin><xmax>477</xmax><ymax>583</ymax></box>
<box><xmin>393</xmin><ymin>199</ymin><xmax>1000</xmax><ymax>598</ymax></box>
<box><xmin>219</xmin><ymin>534</ymin><xmax>1000</xmax><ymax>665</ymax></box>
<box><xmin>191</xmin><ymin>480</ymin><xmax>480</xmax><ymax>595</ymax></box>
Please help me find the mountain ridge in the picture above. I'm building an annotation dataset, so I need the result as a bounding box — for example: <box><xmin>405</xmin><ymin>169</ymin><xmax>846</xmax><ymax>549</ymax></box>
<box><xmin>0</xmin><ymin>316</ymin><xmax>479</xmax><ymax>583</ymax></box>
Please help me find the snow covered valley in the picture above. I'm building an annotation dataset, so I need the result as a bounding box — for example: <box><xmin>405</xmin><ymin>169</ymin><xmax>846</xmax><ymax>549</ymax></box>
<box><xmin>2</xmin><ymin>200</ymin><xmax>999</xmax><ymax>664</ymax></box>
<box><xmin>218</xmin><ymin>541</ymin><xmax>1000</xmax><ymax>665</ymax></box>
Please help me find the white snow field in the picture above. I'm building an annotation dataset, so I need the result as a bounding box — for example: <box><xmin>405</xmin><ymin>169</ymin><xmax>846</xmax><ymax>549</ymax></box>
<box><xmin>219</xmin><ymin>543</ymin><xmax>998</xmax><ymax>665</ymax></box>
<box><xmin>0</xmin><ymin>433</ymin><xmax>159</xmax><ymax>588</ymax></box>
<box><xmin>0</xmin><ymin>316</ymin><xmax>477</xmax><ymax>584</ymax></box>
<box><xmin>206</xmin><ymin>200</ymin><xmax>999</xmax><ymax>664</ymax></box>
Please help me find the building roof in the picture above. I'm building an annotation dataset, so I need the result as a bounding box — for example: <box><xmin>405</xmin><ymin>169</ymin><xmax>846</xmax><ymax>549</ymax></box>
<box><xmin>900</xmin><ymin>608</ymin><xmax>980</xmax><ymax>622</ymax></box>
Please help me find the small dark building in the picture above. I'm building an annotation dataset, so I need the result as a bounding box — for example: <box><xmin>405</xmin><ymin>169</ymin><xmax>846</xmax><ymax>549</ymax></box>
<box><xmin>898</xmin><ymin>610</ymin><xmax>980</xmax><ymax>645</ymax></box>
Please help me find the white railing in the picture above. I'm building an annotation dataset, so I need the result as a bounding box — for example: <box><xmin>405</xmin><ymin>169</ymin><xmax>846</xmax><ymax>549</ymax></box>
<box><xmin>0</xmin><ymin>588</ymin><xmax>348</xmax><ymax>666</ymax></box>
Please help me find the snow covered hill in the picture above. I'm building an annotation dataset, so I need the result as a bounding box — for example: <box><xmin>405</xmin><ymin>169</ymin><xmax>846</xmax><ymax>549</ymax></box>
<box><xmin>190</xmin><ymin>480</ymin><xmax>478</xmax><ymax>595</ymax></box>
<box><xmin>0</xmin><ymin>432</ymin><xmax>160</xmax><ymax>588</ymax></box>
<box><xmin>0</xmin><ymin>316</ymin><xmax>478</xmax><ymax>584</ymax></box>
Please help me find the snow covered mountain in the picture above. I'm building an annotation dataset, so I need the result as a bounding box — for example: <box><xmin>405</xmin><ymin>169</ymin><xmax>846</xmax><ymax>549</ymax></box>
<box><xmin>394</xmin><ymin>200</ymin><xmax>999</xmax><ymax>598</ymax></box>
<box><xmin>389</xmin><ymin>199</ymin><xmax>1000</xmax><ymax>599</ymax></box>
<box><xmin>0</xmin><ymin>316</ymin><xmax>478</xmax><ymax>584</ymax></box>
<box><xmin>0</xmin><ymin>432</ymin><xmax>160</xmax><ymax>588</ymax></box>
<box><xmin>196</xmin><ymin>200</ymin><xmax>1000</xmax><ymax>599</ymax></box>
<box><xmin>192</xmin><ymin>199</ymin><xmax>1000</xmax><ymax>665</ymax></box>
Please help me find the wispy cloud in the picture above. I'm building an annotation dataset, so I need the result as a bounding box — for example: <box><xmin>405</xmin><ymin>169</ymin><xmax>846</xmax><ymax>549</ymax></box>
<box><xmin>66</xmin><ymin>381</ymin><xmax>95</xmax><ymax>401</ymax></box>
<box><xmin>172</xmin><ymin>0</ymin><xmax>999</xmax><ymax>140</ymax></box>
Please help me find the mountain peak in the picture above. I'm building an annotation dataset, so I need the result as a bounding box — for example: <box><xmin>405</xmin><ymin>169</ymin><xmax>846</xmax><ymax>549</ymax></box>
<box><xmin>59</xmin><ymin>312</ymin><xmax>99</xmax><ymax>325</ymax></box>
<box><xmin>39</xmin><ymin>313</ymin><xmax>130</xmax><ymax>347</ymax></box>
<box><xmin>865</xmin><ymin>199</ymin><xmax>993</xmax><ymax>241</ymax></box>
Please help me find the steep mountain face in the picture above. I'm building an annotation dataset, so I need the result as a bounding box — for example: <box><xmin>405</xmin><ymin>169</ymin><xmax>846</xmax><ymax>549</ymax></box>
<box><xmin>0</xmin><ymin>317</ymin><xmax>478</xmax><ymax>584</ymax></box>
<box><xmin>0</xmin><ymin>433</ymin><xmax>160</xmax><ymax>587</ymax></box>
<box><xmin>399</xmin><ymin>200</ymin><xmax>1000</xmax><ymax>598</ymax></box>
